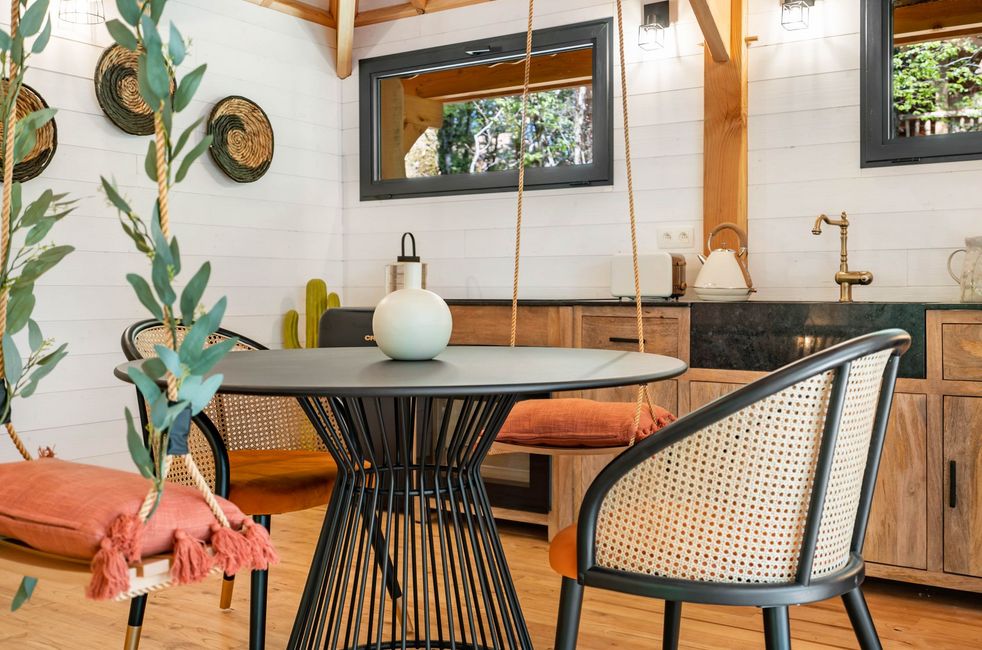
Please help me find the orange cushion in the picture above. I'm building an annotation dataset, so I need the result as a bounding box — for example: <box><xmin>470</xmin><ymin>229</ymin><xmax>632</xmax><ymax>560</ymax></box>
<box><xmin>0</xmin><ymin>458</ymin><xmax>247</xmax><ymax>560</ymax></box>
<box><xmin>497</xmin><ymin>398</ymin><xmax>676</xmax><ymax>448</ymax></box>
<box><xmin>228</xmin><ymin>449</ymin><xmax>338</xmax><ymax>515</ymax></box>
<box><xmin>549</xmin><ymin>524</ymin><xmax>579</xmax><ymax>579</ymax></box>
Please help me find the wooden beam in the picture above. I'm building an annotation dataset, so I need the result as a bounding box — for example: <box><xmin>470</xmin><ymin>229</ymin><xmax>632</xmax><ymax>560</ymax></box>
<box><xmin>690</xmin><ymin>0</ymin><xmax>731</xmax><ymax>63</ymax></box>
<box><xmin>894</xmin><ymin>0</ymin><xmax>982</xmax><ymax>35</ymax></box>
<box><xmin>410</xmin><ymin>0</ymin><xmax>429</xmax><ymax>11</ymax></box>
<box><xmin>702</xmin><ymin>0</ymin><xmax>747</xmax><ymax>256</ymax></box>
<box><xmin>242</xmin><ymin>0</ymin><xmax>336</xmax><ymax>27</ymax></box>
<box><xmin>334</xmin><ymin>0</ymin><xmax>356</xmax><ymax>79</ymax></box>
<box><xmin>379</xmin><ymin>78</ymin><xmax>444</xmax><ymax>179</ymax></box>
<box><xmin>355</xmin><ymin>0</ymin><xmax>492</xmax><ymax>28</ymax></box>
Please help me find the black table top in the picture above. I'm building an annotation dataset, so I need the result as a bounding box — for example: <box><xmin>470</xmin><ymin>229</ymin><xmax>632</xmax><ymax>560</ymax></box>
<box><xmin>114</xmin><ymin>346</ymin><xmax>688</xmax><ymax>398</ymax></box>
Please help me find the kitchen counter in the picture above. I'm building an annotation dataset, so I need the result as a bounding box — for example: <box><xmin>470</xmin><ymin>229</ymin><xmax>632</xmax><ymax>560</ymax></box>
<box><xmin>445</xmin><ymin>298</ymin><xmax>982</xmax><ymax>378</ymax></box>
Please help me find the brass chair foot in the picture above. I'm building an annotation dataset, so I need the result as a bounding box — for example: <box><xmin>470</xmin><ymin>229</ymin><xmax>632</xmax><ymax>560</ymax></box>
<box><xmin>123</xmin><ymin>625</ymin><xmax>142</xmax><ymax>650</ymax></box>
<box><xmin>220</xmin><ymin>574</ymin><xmax>235</xmax><ymax>609</ymax></box>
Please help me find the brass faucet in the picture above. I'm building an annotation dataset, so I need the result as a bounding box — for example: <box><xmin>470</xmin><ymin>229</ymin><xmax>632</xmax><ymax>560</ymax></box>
<box><xmin>811</xmin><ymin>212</ymin><xmax>873</xmax><ymax>303</ymax></box>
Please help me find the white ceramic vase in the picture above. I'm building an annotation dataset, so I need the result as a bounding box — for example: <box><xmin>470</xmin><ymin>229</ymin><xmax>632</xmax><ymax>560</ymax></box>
<box><xmin>372</xmin><ymin>262</ymin><xmax>453</xmax><ymax>361</ymax></box>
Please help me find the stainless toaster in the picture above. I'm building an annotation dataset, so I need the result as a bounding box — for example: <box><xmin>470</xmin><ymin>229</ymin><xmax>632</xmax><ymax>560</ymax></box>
<box><xmin>609</xmin><ymin>253</ymin><xmax>686</xmax><ymax>299</ymax></box>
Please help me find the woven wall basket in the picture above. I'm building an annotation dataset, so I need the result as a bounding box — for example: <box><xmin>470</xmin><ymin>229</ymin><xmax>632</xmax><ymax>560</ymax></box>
<box><xmin>207</xmin><ymin>96</ymin><xmax>274</xmax><ymax>183</ymax></box>
<box><xmin>0</xmin><ymin>83</ymin><xmax>57</xmax><ymax>182</ymax></box>
<box><xmin>94</xmin><ymin>44</ymin><xmax>166</xmax><ymax>136</ymax></box>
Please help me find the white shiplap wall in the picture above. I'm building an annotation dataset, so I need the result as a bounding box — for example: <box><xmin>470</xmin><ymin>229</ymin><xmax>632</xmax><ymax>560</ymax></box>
<box><xmin>341</xmin><ymin>0</ymin><xmax>982</xmax><ymax>305</ymax></box>
<box><xmin>0</xmin><ymin>0</ymin><xmax>343</xmax><ymax>466</ymax></box>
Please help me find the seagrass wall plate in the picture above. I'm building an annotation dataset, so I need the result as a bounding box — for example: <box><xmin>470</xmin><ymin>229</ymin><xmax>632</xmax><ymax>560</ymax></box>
<box><xmin>0</xmin><ymin>83</ymin><xmax>57</xmax><ymax>182</ymax></box>
<box><xmin>94</xmin><ymin>44</ymin><xmax>170</xmax><ymax>136</ymax></box>
<box><xmin>207</xmin><ymin>96</ymin><xmax>274</xmax><ymax>183</ymax></box>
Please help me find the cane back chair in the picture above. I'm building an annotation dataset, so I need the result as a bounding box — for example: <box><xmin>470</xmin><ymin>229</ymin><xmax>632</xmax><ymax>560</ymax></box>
<box><xmin>549</xmin><ymin>329</ymin><xmax>911</xmax><ymax>650</ymax></box>
<box><xmin>122</xmin><ymin>319</ymin><xmax>337</xmax><ymax>650</ymax></box>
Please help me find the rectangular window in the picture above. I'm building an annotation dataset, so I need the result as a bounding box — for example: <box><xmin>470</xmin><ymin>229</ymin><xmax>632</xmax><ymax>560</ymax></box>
<box><xmin>359</xmin><ymin>19</ymin><xmax>613</xmax><ymax>200</ymax></box>
<box><xmin>862</xmin><ymin>0</ymin><xmax>982</xmax><ymax>167</ymax></box>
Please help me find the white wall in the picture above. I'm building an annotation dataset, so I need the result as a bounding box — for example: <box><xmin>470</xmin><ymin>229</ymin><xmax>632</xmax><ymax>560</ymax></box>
<box><xmin>0</xmin><ymin>0</ymin><xmax>343</xmax><ymax>466</ymax></box>
<box><xmin>340</xmin><ymin>0</ymin><xmax>982</xmax><ymax>305</ymax></box>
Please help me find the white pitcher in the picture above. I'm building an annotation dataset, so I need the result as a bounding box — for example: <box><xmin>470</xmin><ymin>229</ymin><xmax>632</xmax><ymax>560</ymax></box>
<box><xmin>948</xmin><ymin>236</ymin><xmax>982</xmax><ymax>303</ymax></box>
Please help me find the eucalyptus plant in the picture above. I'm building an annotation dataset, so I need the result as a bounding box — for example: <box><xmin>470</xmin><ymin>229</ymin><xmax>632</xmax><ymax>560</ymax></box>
<box><xmin>1</xmin><ymin>0</ymin><xmax>77</xmax><ymax>611</ymax></box>
<box><xmin>101</xmin><ymin>0</ymin><xmax>235</xmax><ymax>502</ymax></box>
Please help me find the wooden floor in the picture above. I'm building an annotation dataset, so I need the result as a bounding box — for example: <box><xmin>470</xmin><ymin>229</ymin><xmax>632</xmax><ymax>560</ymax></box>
<box><xmin>2</xmin><ymin>506</ymin><xmax>981</xmax><ymax>649</ymax></box>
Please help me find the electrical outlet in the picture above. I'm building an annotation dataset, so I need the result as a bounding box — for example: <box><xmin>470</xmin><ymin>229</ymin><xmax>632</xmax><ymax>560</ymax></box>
<box><xmin>675</xmin><ymin>227</ymin><xmax>695</xmax><ymax>248</ymax></box>
<box><xmin>656</xmin><ymin>227</ymin><xmax>696</xmax><ymax>249</ymax></box>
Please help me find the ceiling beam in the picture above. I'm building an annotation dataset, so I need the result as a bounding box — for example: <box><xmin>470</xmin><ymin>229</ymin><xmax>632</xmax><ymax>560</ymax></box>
<box><xmin>242</xmin><ymin>0</ymin><xmax>336</xmax><ymax>27</ymax></box>
<box><xmin>334</xmin><ymin>0</ymin><xmax>356</xmax><ymax>78</ymax></box>
<box><xmin>690</xmin><ymin>0</ymin><xmax>731</xmax><ymax>63</ymax></box>
<box><xmin>355</xmin><ymin>0</ymin><xmax>492</xmax><ymax>28</ymax></box>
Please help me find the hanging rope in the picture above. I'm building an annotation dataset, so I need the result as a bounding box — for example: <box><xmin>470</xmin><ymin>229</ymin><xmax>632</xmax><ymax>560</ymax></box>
<box><xmin>509</xmin><ymin>0</ymin><xmax>651</xmax><ymax>441</ymax></box>
<box><xmin>0</xmin><ymin>4</ymin><xmax>31</xmax><ymax>461</ymax></box>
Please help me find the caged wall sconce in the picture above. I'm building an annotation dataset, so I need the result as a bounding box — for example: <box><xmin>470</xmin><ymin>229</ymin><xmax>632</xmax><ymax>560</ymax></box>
<box><xmin>639</xmin><ymin>1</ymin><xmax>670</xmax><ymax>51</ymax></box>
<box><xmin>781</xmin><ymin>0</ymin><xmax>815</xmax><ymax>31</ymax></box>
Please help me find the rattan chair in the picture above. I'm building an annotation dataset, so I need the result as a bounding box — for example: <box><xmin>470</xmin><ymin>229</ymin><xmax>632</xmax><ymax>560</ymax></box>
<box><xmin>549</xmin><ymin>329</ymin><xmax>911</xmax><ymax>650</ymax></box>
<box><xmin>122</xmin><ymin>320</ymin><xmax>337</xmax><ymax>650</ymax></box>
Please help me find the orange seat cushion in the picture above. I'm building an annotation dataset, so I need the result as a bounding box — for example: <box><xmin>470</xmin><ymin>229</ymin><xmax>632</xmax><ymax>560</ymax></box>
<box><xmin>0</xmin><ymin>458</ymin><xmax>247</xmax><ymax>560</ymax></box>
<box><xmin>497</xmin><ymin>398</ymin><xmax>676</xmax><ymax>448</ymax></box>
<box><xmin>228</xmin><ymin>449</ymin><xmax>338</xmax><ymax>516</ymax></box>
<box><xmin>549</xmin><ymin>524</ymin><xmax>579</xmax><ymax>580</ymax></box>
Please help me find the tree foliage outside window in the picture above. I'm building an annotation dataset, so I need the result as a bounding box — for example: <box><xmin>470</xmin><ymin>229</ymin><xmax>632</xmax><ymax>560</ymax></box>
<box><xmin>892</xmin><ymin>36</ymin><xmax>982</xmax><ymax>137</ymax></box>
<box><xmin>404</xmin><ymin>86</ymin><xmax>593</xmax><ymax>178</ymax></box>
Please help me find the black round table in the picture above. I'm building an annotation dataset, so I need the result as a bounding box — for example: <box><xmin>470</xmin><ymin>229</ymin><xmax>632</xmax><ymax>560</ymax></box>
<box><xmin>117</xmin><ymin>346</ymin><xmax>687</xmax><ymax>650</ymax></box>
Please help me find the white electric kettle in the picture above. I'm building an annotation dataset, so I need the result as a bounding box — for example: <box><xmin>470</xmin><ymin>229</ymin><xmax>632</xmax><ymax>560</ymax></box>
<box><xmin>693</xmin><ymin>223</ymin><xmax>755</xmax><ymax>301</ymax></box>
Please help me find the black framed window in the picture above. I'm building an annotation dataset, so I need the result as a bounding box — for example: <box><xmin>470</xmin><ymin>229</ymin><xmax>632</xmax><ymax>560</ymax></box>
<box><xmin>861</xmin><ymin>0</ymin><xmax>982</xmax><ymax>167</ymax></box>
<box><xmin>359</xmin><ymin>19</ymin><xmax>613</xmax><ymax>200</ymax></box>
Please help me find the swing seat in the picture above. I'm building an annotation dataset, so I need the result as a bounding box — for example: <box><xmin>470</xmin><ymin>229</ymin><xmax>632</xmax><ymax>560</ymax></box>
<box><xmin>0</xmin><ymin>458</ymin><xmax>253</xmax><ymax>601</ymax></box>
<box><xmin>494</xmin><ymin>398</ymin><xmax>676</xmax><ymax>453</ymax></box>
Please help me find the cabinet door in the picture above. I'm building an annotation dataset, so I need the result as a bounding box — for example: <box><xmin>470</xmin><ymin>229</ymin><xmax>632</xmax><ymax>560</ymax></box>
<box><xmin>689</xmin><ymin>381</ymin><xmax>742</xmax><ymax>411</ymax></box>
<box><xmin>449</xmin><ymin>305</ymin><xmax>570</xmax><ymax>347</ymax></box>
<box><xmin>865</xmin><ymin>393</ymin><xmax>928</xmax><ymax>569</ymax></box>
<box><xmin>944</xmin><ymin>396</ymin><xmax>982</xmax><ymax>577</ymax></box>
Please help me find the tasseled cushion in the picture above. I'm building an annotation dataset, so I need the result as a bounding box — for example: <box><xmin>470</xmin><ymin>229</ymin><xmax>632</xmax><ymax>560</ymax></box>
<box><xmin>497</xmin><ymin>398</ymin><xmax>676</xmax><ymax>448</ymax></box>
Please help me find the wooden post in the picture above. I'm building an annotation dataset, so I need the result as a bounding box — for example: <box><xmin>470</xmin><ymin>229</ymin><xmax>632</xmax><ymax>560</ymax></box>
<box><xmin>702</xmin><ymin>0</ymin><xmax>747</xmax><ymax>254</ymax></box>
<box><xmin>333</xmin><ymin>0</ymin><xmax>356</xmax><ymax>79</ymax></box>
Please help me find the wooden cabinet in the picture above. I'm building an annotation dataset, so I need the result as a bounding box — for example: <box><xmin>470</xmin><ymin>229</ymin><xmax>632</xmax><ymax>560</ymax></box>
<box><xmin>942</xmin><ymin>324</ymin><xmax>982</xmax><ymax>381</ymax></box>
<box><xmin>943</xmin><ymin>396</ymin><xmax>982</xmax><ymax>578</ymax></box>
<box><xmin>449</xmin><ymin>305</ymin><xmax>571</xmax><ymax>347</ymax></box>
<box><xmin>689</xmin><ymin>381</ymin><xmax>741</xmax><ymax>411</ymax></box>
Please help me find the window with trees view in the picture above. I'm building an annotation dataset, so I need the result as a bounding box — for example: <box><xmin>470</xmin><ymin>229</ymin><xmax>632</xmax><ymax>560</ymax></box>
<box><xmin>360</xmin><ymin>20</ymin><xmax>612</xmax><ymax>200</ymax></box>
<box><xmin>863</xmin><ymin>0</ymin><xmax>982</xmax><ymax>166</ymax></box>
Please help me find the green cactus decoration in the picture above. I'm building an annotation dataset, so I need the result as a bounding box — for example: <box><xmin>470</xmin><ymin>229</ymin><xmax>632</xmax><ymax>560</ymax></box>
<box><xmin>283</xmin><ymin>279</ymin><xmax>341</xmax><ymax>349</ymax></box>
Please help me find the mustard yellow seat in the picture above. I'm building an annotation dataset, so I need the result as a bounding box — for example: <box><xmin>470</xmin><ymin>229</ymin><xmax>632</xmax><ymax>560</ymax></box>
<box><xmin>227</xmin><ymin>449</ymin><xmax>337</xmax><ymax>516</ymax></box>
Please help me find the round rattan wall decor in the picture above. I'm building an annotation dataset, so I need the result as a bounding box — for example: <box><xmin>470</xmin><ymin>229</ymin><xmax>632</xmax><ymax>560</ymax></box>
<box><xmin>94</xmin><ymin>44</ymin><xmax>165</xmax><ymax>136</ymax></box>
<box><xmin>0</xmin><ymin>83</ymin><xmax>57</xmax><ymax>182</ymax></box>
<box><xmin>207</xmin><ymin>96</ymin><xmax>274</xmax><ymax>183</ymax></box>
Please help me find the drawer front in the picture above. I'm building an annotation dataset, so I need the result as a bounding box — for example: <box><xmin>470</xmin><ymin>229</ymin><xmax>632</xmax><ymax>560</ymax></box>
<box><xmin>942</xmin><ymin>324</ymin><xmax>982</xmax><ymax>381</ymax></box>
<box><xmin>449</xmin><ymin>305</ymin><xmax>568</xmax><ymax>347</ymax></box>
<box><xmin>579</xmin><ymin>315</ymin><xmax>680</xmax><ymax>358</ymax></box>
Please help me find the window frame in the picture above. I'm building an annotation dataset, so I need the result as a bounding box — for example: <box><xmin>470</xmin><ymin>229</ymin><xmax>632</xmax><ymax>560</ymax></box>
<box><xmin>358</xmin><ymin>18</ymin><xmax>614</xmax><ymax>201</ymax></box>
<box><xmin>861</xmin><ymin>0</ymin><xmax>982</xmax><ymax>167</ymax></box>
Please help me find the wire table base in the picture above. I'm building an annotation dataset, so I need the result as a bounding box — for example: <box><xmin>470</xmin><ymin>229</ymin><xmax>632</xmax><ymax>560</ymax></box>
<box><xmin>289</xmin><ymin>394</ymin><xmax>533</xmax><ymax>650</ymax></box>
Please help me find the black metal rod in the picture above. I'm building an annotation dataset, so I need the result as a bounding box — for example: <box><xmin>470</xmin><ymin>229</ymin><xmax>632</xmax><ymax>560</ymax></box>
<box><xmin>949</xmin><ymin>460</ymin><xmax>957</xmax><ymax>509</ymax></box>
<box><xmin>250</xmin><ymin>514</ymin><xmax>272</xmax><ymax>650</ymax></box>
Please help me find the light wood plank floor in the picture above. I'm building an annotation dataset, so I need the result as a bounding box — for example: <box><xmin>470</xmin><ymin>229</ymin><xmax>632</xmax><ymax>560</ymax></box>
<box><xmin>1</xmin><ymin>506</ymin><xmax>980</xmax><ymax>649</ymax></box>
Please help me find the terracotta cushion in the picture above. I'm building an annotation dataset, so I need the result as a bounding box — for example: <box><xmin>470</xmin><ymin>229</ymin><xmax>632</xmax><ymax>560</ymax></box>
<box><xmin>0</xmin><ymin>458</ymin><xmax>247</xmax><ymax>560</ymax></box>
<box><xmin>227</xmin><ymin>449</ymin><xmax>338</xmax><ymax>515</ymax></box>
<box><xmin>549</xmin><ymin>524</ymin><xmax>578</xmax><ymax>580</ymax></box>
<box><xmin>497</xmin><ymin>398</ymin><xmax>676</xmax><ymax>448</ymax></box>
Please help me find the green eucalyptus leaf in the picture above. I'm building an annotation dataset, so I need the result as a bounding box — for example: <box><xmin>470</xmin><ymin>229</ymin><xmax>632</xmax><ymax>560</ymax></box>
<box><xmin>126</xmin><ymin>273</ymin><xmax>164</xmax><ymax>320</ymax></box>
<box><xmin>10</xmin><ymin>576</ymin><xmax>37</xmax><ymax>612</ymax></box>
<box><xmin>153</xmin><ymin>344</ymin><xmax>183</xmax><ymax>378</ymax></box>
<box><xmin>128</xmin><ymin>366</ymin><xmax>163</xmax><ymax>405</ymax></box>
<box><xmin>0</xmin><ymin>29</ymin><xmax>11</xmax><ymax>52</ymax></box>
<box><xmin>37</xmin><ymin>342</ymin><xmax>67</xmax><ymax>366</ymax></box>
<box><xmin>19</xmin><ymin>0</ymin><xmax>48</xmax><ymax>36</ymax></box>
<box><xmin>168</xmin><ymin>22</ymin><xmax>185</xmax><ymax>66</ymax></box>
<box><xmin>6</xmin><ymin>290</ymin><xmax>35</xmax><ymax>334</ymax></box>
<box><xmin>21</xmin><ymin>189</ymin><xmax>53</xmax><ymax>227</ymax></box>
<box><xmin>180</xmin><ymin>373</ymin><xmax>222</xmax><ymax>414</ymax></box>
<box><xmin>175</xmin><ymin>134</ymin><xmax>212</xmax><ymax>183</ymax></box>
<box><xmin>136</xmin><ymin>52</ymin><xmax>161</xmax><ymax>110</ymax></box>
<box><xmin>22</xmin><ymin>344</ymin><xmax>66</xmax><ymax>396</ymax></box>
<box><xmin>189</xmin><ymin>336</ymin><xmax>236</xmax><ymax>376</ymax></box>
<box><xmin>149</xmin><ymin>391</ymin><xmax>171</xmax><ymax>430</ymax></box>
<box><xmin>150</xmin><ymin>214</ymin><xmax>172</xmax><ymax>267</ymax></box>
<box><xmin>24</xmin><ymin>218</ymin><xmax>55</xmax><ymax>246</ymax></box>
<box><xmin>144</xmin><ymin>139</ymin><xmax>157</xmax><ymax>183</ymax></box>
<box><xmin>172</xmin><ymin>64</ymin><xmax>206</xmax><ymax>113</ymax></box>
<box><xmin>172</xmin><ymin>117</ymin><xmax>204</xmax><ymax>159</ymax></box>
<box><xmin>31</xmin><ymin>18</ymin><xmax>51</xmax><ymax>54</ymax></box>
<box><xmin>180</xmin><ymin>261</ymin><xmax>210</xmax><ymax>324</ymax></box>
<box><xmin>18</xmin><ymin>246</ymin><xmax>73</xmax><ymax>285</ymax></box>
<box><xmin>116</xmin><ymin>0</ymin><xmax>142</xmax><ymax>26</ymax></box>
<box><xmin>140</xmin><ymin>14</ymin><xmax>162</xmax><ymax>52</ymax></box>
<box><xmin>141</xmin><ymin>357</ymin><xmax>166</xmax><ymax>379</ymax></box>
<box><xmin>11</xmin><ymin>31</ymin><xmax>23</xmax><ymax>66</ymax></box>
<box><xmin>151</xmin><ymin>253</ymin><xmax>177</xmax><ymax>306</ymax></box>
<box><xmin>10</xmin><ymin>183</ymin><xmax>21</xmax><ymax>221</ymax></box>
<box><xmin>125</xmin><ymin>408</ymin><xmax>155</xmax><ymax>479</ymax></box>
<box><xmin>105</xmin><ymin>19</ymin><xmax>138</xmax><ymax>51</ymax></box>
<box><xmin>3</xmin><ymin>334</ymin><xmax>22</xmax><ymax>387</ymax></box>
<box><xmin>150</xmin><ymin>0</ymin><xmax>165</xmax><ymax>23</ymax></box>
<box><xmin>101</xmin><ymin>177</ymin><xmax>133</xmax><ymax>215</ymax></box>
<box><xmin>27</xmin><ymin>319</ymin><xmax>42</xmax><ymax>352</ymax></box>
<box><xmin>13</xmin><ymin>128</ymin><xmax>36</xmax><ymax>167</ymax></box>
<box><xmin>169</xmin><ymin>237</ymin><xmax>181</xmax><ymax>275</ymax></box>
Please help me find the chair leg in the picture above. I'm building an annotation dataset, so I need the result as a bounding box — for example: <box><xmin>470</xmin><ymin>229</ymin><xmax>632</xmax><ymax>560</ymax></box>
<box><xmin>220</xmin><ymin>574</ymin><xmax>235</xmax><ymax>609</ymax></box>
<box><xmin>554</xmin><ymin>577</ymin><xmax>584</xmax><ymax>650</ymax></box>
<box><xmin>762</xmin><ymin>606</ymin><xmax>791</xmax><ymax>650</ymax></box>
<box><xmin>250</xmin><ymin>514</ymin><xmax>272</xmax><ymax>650</ymax></box>
<box><xmin>124</xmin><ymin>595</ymin><xmax>147</xmax><ymax>650</ymax></box>
<box><xmin>663</xmin><ymin>601</ymin><xmax>682</xmax><ymax>650</ymax></box>
<box><xmin>842</xmin><ymin>588</ymin><xmax>882</xmax><ymax>650</ymax></box>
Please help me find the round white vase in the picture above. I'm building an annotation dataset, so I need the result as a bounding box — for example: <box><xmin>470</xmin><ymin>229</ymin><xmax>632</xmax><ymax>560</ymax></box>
<box><xmin>372</xmin><ymin>262</ymin><xmax>452</xmax><ymax>361</ymax></box>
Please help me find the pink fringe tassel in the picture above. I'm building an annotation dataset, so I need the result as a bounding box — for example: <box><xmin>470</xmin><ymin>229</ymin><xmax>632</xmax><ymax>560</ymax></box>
<box><xmin>210</xmin><ymin>524</ymin><xmax>253</xmax><ymax>575</ymax></box>
<box><xmin>107</xmin><ymin>513</ymin><xmax>143</xmax><ymax>563</ymax></box>
<box><xmin>170</xmin><ymin>530</ymin><xmax>214</xmax><ymax>586</ymax></box>
<box><xmin>86</xmin><ymin>538</ymin><xmax>130</xmax><ymax>601</ymax></box>
<box><xmin>243</xmin><ymin>519</ymin><xmax>279</xmax><ymax>571</ymax></box>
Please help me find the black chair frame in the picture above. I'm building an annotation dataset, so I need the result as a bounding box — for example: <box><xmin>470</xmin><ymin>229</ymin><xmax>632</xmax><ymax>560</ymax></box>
<box><xmin>557</xmin><ymin>329</ymin><xmax>912</xmax><ymax>650</ymax></box>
